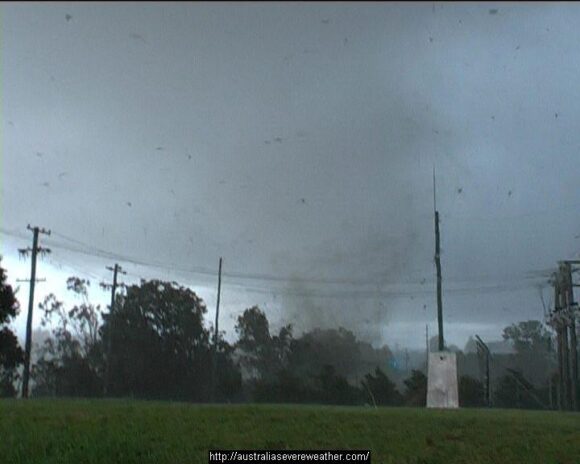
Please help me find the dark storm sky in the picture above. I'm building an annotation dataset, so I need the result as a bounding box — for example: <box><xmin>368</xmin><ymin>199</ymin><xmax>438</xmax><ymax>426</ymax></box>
<box><xmin>2</xmin><ymin>2</ymin><xmax>579</xmax><ymax>349</ymax></box>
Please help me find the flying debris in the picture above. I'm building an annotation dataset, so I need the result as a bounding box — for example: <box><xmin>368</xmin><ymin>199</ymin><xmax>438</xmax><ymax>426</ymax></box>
<box><xmin>423</xmin><ymin>304</ymin><xmax>427</xmax><ymax>310</ymax></box>
<box><xmin>156</xmin><ymin>146</ymin><xmax>164</xmax><ymax>151</ymax></box>
<box><xmin>58</xmin><ymin>172</ymin><xmax>68</xmax><ymax>179</ymax></box>
<box><xmin>42</xmin><ymin>182</ymin><xmax>50</xmax><ymax>188</ymax></box>
<box><xmin>219</xmin><ymin>180</ymin><xmax>226</xmax><ymax>185</ymax></box>
<box><xmin>321</xmin><ymin>19</ymin><xmax>330</xmax><ymax>24</ymax></box>
<box><xmin>36</xmin><ymin>152</ymin><xmax>43</xmax><ymax>158</ymax></box>
<box><xmin>170</xmin><ymin>189</ymin><xmax>176</xmax><ymax>196</ymax></box>
<box><xmin>457</xmin><ymin>187</ymin><xmax>463</xmax><ymax>194</ymax></box>
<box><xmin>126</xmin><ymin>202</ymin><xmax>132</xmax><ymax>207</ymax></box>
<box><xmin>8</xmin><ymin>121</ymin><xmax>14</xmax><ymax>127</ymax></box>
<box><xmin>129</xmin><ymin>32</ymin><xmax>148</xmax><ymax>44</ymax></box>
<box><xmin>429</xmin><ymin>36</ymin><xmax>434</xmax><ymax>43</ymax></box>
<box><xmin>491</xmin><ymin>115</ymin><xmax>495</xmax><ymax>120</ymax></box>
<box><xmin>187</xmin><ymin>154</ymin><xmax>192</xmax><ymax>160</ymax></box>
<box><xmin>65</xmin><ymin>14</ymin><xmax>72</xmax><ymax>22</ymax></box>
<box><xmin>264</xmin><ymin>140</ymin><xmax>271</xmax><ymax>145</ymax></box>
<box><xmin>489</xmin><ymin>9</ymin><xmax>498</xmax><ymax>15</ymax></box>
<box><xmin>420</xmin><ymin>278</ymin><xmax>426</xmax><ymax>285</ymax></box>
<box><xmin>274</xmin><ymin>137</ymin><xmax>283</xmax><ymax>143</ymax></box>
<box><xmin>515</xmin><ymin>45</ymin><xmax>520</xmax><ymax>50</ymax></box>
<box><xmin>508</xmin><ymin>190</ymin><xmax>513</xmax><ymax>197</ymax></box>
<box><xmin>555</xmin><ymin>112</ymin><xmax>558</xmax><ymax>119</ymax></box>
<box><xmin>299</xmin><ymin>198</ymin><xmax>306</xmax><ymax>204</ymax></box>
<box><xmin>344</xmin><ymin>37</ymin><xmax>348</xmax><ymax>45</ymax></box>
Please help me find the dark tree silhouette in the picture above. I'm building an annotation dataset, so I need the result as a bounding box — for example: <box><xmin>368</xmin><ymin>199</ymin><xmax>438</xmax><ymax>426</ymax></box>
<box><xmin>0</xmin><ymin>257</ymin><xmax>24</xmax><ymax>397</ymax></box>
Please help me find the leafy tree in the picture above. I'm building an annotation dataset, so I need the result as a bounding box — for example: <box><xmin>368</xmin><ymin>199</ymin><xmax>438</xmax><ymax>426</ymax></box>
<box><xmin>493</xmin><ymin>371</ymin><xmax>545</xmax><ymax>410</ymax></box>
<box><xmin>502</xmin><ymin>320</ymin><xmax>552</xmax><ymax>354</ymax></box>
<box><xmin>362</xmin><ymin>367</ymin><xmax>402</xmax><ymax>406</ymax></box>
<box><xmin>458</xmin><ymin>375</ymin><xmax>485</xmax><ymax>407</ymax></box>
<box><xmin>317</xmin><ymin>364</ymin><xmax>364</xmax><ymax>405</ymax></box>
<box><xmin>104</xmin><ymin>279</ymin><xmax>240</xmax><ymax>401</ymax></box>
<box><xmin>235</xmin><ymin>306</ymin><xmax>292</xmax><ymax>382</ymax></box>
<box><xmin>0</xmin><ymin>257</ymin><xmax>24</xmax><ymax>397</ymax></box>
<box><xmin>403</xmin><ymin>370</ymin><xmax>427</xmax><ymax>406</ymax></box>
<box><xmin>32</xmin><ymin>277</ymin><xmax>103</xmax><ymax>397</ymax></box>
<box><xmin>501</xmin><ymin>320</ymin><xmax>554</xmax><ymax>388</ymax></box>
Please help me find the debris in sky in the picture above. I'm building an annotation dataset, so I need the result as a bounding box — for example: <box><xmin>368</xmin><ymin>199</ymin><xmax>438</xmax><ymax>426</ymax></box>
<box><xmin>429</xmin><ymin>36</ymin><xmax>434</xmax><ymax>43</ymax></box>
<box><xmin>264</xmin><ymin>140</ymin><xmax>271</xmax><ymax>145</ymax></box>
<box><xmin>491</xmin><ymin>115</ymin><xmax>495</xmax><ymax>120</ymax></box>
<box><xmin>344</xmin><ymin>37</ymin><xmax>348</xmax><ymax>45</ymax></box>
<box><xmin>421</xmin><ymin>278</ymin><xmax>426</xmax><ymax>285</ymax></box>
<box><xmin>489</xmin><ymin>9</ymin><xmax>498</xmax><ymax>15</ymax></box>
<box><xmin>8</xmin><ymin>121</ymin><xmax>14</xmax><ymax>126</ymax></box>
<box><xmin>170</xmin><ymin>189</ymin><xmax>175</xmax><ymax>196</ymax></box>
<box><xmin>508</xmin><ymin>190</ymin><xmax>513</xmax><ymax>197</ymax></box>
<box><xmin>433</xmin><ymin>129</ymin><xmax>439</xmax><ymax>134</ymax></box>
<box><xmin>156</xmin><ymin>146</ymin><xmax>164</xmax><ymax>151</ymax></box>
<box><xmin>555</xmin><ymin>112</ymin><xmax>558</xmax><ymax>119</ymax></box>
<box><xmin>321</xmin><ymin>19</ymin><xmax>330</xmax><ymax>24</ymax></box>
<box><xmin>42</xmin><ymin>182</ymin><xmax>50</xmax><ymax>188</ymax></box>
<box><xmin>457</xmin><ymin>187</ymin><xmax>463</xmax><ymax>194</ymax></box>
<box><xmin>274</xmin><ymin>137</ymin><xmax>283</xmax><ymax>143</ymax></box>
<box><xmin>219</xmin><ymin>180</ymin><xmax>226</xmax><ymax>185</ymax></box>
<box><xmin>58</xmin><ymin>172</ymin><xmax>68</xmax><ymax>179</ymax></box>
<box><xmin>129</xmin><ymin>32</ymin><xmax>148</xmax><ymax>44</ymax></box>
<box><xmin>126</xmin><ymin>201</ymin><xmax>132</xmax><ymax>207</ymax></box>
<box><xmin>423</xmin><ymin>304</ymin><xmax>427</xmax><ymax>310</ymax></box>
<box><xmin>300</xmin><ymin>198</ymin><xmax>306</xmax><ymax>204</ymax></box>
<box><xmin>516</xmin><ymin>45</ymin><xmax>520</xmax><ymax>50</ymax></box>
<box><xmin>187</xmin><ymin>154</ymin><xmax>192</xmax><ymax>160</ymax></box>
<box><xmin>65</xmin><ymin>14</ymin><xmax>72</xmax><ymax>22</ymax></box>
<box><xmin>36</xmin><ymin>152</ymin><xmax>43</xmax><ymax>158</ymax></box>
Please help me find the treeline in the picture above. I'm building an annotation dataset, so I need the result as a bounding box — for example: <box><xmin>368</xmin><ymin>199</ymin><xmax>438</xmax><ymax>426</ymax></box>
<box><xmin>0</xmin><ymin>258</ymin><xmax>564</xmax><ymax>409</ymax></box>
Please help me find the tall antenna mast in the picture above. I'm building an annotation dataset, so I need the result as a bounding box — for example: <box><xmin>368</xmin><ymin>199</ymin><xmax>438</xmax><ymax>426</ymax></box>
<box><xmin>433</xmin><ymin>167</ymin><xmax>444</xmax><ymax>351</ymax></box>
<box><xmin>433</xmin><ymin>166</ymin><xmax>437</xmax><ymax>213</ymax></box>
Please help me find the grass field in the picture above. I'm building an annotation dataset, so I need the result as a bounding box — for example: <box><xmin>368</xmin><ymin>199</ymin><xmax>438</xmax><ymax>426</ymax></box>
<box><xmin>0</xmin><ymin>400</ymin><xmax>578</xmax><ymax>464</ymax></box>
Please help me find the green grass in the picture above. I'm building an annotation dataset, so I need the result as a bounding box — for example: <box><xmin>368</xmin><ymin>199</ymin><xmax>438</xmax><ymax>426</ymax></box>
<box><xmin>0</xmin><ymin>400</ymin><xmax>578</xmax><ymax>464</ymax></box>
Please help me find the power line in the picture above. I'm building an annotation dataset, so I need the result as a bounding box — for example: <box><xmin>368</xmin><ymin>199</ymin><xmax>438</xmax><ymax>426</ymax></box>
<box><xmin>0</xmin><ymin>227</ymin><xmax>555</xmax><ymax>296</ymax></box>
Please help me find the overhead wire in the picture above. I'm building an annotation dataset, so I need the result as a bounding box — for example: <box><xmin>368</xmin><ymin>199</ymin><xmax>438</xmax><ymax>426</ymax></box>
<box><xmin>0</xmin><ymin>227</ymin><xmax>555</xmax><ymax>298</ymax></box>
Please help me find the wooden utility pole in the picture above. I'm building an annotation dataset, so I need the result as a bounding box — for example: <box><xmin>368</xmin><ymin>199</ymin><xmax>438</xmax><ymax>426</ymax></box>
<box><xmin>18</xmin><ymin>225</ymin><xmax>51</xmax><ymax>399</ymax></box>
<box><xmin>101</xmin><ymin>264</ymin><xmax>126</xmax><ymax>396</ymax></box>
<box><xmin>433</xmin><ymin>168</ymin><xmax>444</xmax><ymax>351</ymax></box>
<box><xmin>211</xmin><ymin>257</ymin><xmax>223</xmax><ymax>402</ymax></box>
<box><xmin>425</xmin><ymin>324</ymin><xmax>429</xmax><ymax>372</ymax></box>
<box><xmin>553</xmin><ymin>278</ymin><xmax>564</xmax><ymax>410</ymax></box>
<box><xmin>564</xmin><ymin>261</ymin><xmax>578</xmax><ymax>411</ymax></box>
